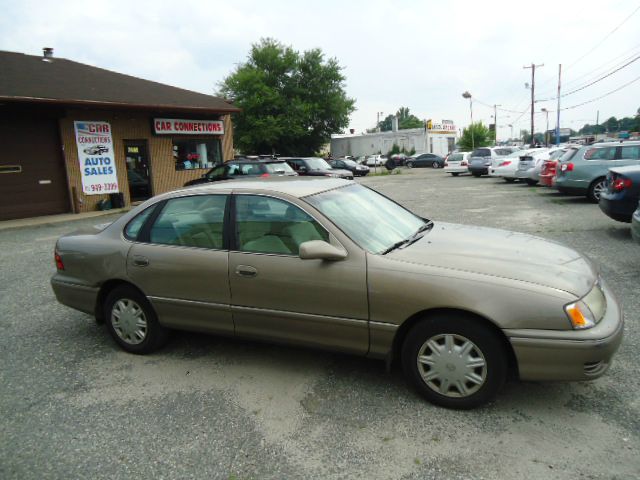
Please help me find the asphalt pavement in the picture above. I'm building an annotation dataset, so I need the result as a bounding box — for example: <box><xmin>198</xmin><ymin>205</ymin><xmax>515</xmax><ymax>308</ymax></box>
<box><xmin>1</xmin><ymin>168</ymin><xmax>638</xmax><ymax>479</ymax></box>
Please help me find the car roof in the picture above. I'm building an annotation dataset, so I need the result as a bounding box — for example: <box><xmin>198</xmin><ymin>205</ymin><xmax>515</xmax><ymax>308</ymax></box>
<box><xmin>168</xmin><ymin>177</ymin><xmax>352</xmax><ymax>199</ymax></box>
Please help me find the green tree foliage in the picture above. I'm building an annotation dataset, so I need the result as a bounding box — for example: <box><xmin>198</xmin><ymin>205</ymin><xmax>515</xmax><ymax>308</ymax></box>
<box><xmin>219</xmin><ymin>38</ymin><xmax>355</xmax><ymax>155</ymax></box>
<box><xmin>579</xmin><ymin>110</ymin><xmax>640</xmax><ymax>135</ymax></box>
<box><xmin>457</xmin><ymin>122</ymin><xmax>492</xmax><ymax>150</ymax></box>
<box><xmin>377</xmin><ymin>107</ymin><xmax>424</xmax><ymax>131</ymax></box>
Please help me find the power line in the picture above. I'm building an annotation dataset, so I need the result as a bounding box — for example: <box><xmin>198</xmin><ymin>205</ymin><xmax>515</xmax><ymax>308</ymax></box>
<box><xmin>568</xmin><ymin>3</ymin><xmax>640</xmax><ymax>69</ymax></box>
<box><xmin>561</xmin><ymin>74</ymin><xmax>640</xmax><ymax>110</ymax></box>
<box><xmin>536</xmin><ymin>54</ymin><xmax>640</xmax><ymax>101</ymax></box>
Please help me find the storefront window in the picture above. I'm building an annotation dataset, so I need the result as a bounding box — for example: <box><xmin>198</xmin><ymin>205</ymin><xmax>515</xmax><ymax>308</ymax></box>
<box><xmin>173</xmin><ymin>139</ymin><xmax>223</xmax><ymax>170</ymax></box>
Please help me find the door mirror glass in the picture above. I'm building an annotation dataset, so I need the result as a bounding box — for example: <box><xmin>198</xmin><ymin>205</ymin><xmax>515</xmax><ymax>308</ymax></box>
<box><xmin>299</xmin><ymin>240</ymin><xmax>347</xmax><ymax>261</ymax></box>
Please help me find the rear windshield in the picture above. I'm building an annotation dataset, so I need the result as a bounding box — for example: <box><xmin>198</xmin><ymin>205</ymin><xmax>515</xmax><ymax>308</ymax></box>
<box><xmin>549</xmin><ymin>150</ymin><xmax>566</xmax><ymax>160</ymax></box>
<box><xmin>263</xmin><ymin>162</ymin><xmax>295</xmax><ymax>174</ymax></box>
<box><xmin>471</xmin><ymin>148</ymin><xmax>491</xmax><ymax>157</ymax></box>
<box><xmin>449</xmin><ymin>154</ymin><xmax>463</xmax><ymax>161</ymax></box>
<box><xmin>559</xmin><ymin>148</ymin><xmax>579</xmax><ymax>162</ymax></box>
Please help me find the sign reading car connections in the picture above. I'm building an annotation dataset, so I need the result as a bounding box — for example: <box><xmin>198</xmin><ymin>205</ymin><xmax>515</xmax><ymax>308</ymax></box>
<box><xmin>74</xmin><ymin>121</ymin><xmax>119</xmax><ymax>195</ymax></box>
<box><xmin>153</xmin><ymin>118</ymin><xmax>224</xmax><ymax>135</ymax></box>
<box><xmin>427</xmin><ymin>119</ymin><xmax>457</xmax><ymax>133</ymax></box>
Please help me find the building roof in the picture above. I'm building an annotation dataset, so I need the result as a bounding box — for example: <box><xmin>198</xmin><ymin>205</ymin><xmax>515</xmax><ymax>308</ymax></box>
<box><xmin>0</xmin><ymin>50</ymin><xmax>239</xmax><ymax>113</ymax></box>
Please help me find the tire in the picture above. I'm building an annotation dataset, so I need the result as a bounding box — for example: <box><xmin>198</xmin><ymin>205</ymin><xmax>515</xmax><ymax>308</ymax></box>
<box><xmin>525</xmin><ymin>179</ymin><xmax>538</xmax><ymax>186</ymax></box>
<box><xmin>104</xmin><ymin>285</ymin><xmax>169</xmax><ymax>354</ymax></box>
<box><xmin>401</xmin><ymin>314</ymin><xmax>507</xmax><ymax>409</ymax></box>
<box><xmin>406</xmin><ymin>161</ymin><xmax>414</xmax><ymax>169</ymax></box>
<box><xmin>451</xmin><ymin>173</ymin><xmax>460</xmax><ymax>177</ymax></box>
<box><xmin>472</xmin><ymin>172</ymin><xmax>481</xmax><ymax>178</ymax></box>
<box><xmin>432</xmin><ymin>161</ymin><xmax>440</xmax><ymax>169</ymax></box>
<box><xmin>504</xmin><ymin>178</ymin><xmax>516</xmax><ymax>183</ymax></box>
<box><xmin>587</xmin><ymin>177</ymin><xmax>606</xmax><ymax>203</ymax></box>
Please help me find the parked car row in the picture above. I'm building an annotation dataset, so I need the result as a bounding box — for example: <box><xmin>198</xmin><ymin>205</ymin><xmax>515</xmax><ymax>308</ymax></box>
<box><xmin>446</xmin><ymin>140</ymin><xmax>640</xmax><ymax>245</ymax></box>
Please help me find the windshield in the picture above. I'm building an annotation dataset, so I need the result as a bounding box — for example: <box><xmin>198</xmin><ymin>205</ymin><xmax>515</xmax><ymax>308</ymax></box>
<box><xmin>305</xmin><ymin>184</ymin><xmax>427</xmax><ymax>254</ymax></box>
<box><xmin>343</xmin><ymin>160</ymin><xmax>357</xmax><ymax>167</ymax></box>
<box><xmin>263</xmin><ymin>162</ymin><xmax>295</xmax><ymax>174</ymax></box>
<box><xmin>304</xmin><ymin>157</ymin><xmax>332</xmax><ymax>170</ymax></box>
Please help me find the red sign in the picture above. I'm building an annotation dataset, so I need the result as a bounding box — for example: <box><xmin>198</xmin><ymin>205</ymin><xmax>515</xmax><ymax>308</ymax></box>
<box><xmin>154</xmin><ymin>118</ymin><xmax>224</xmax><ymax>135</ymax></box>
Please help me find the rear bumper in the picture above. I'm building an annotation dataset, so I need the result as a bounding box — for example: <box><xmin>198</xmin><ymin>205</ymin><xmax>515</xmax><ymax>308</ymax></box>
<box><xmin>515</xmin><ymin>168</ymin><xmax>533</xmax><ymax>179</ymax></box>
<box><xmin>469</xmin><ymin>166</ymin><xmax>489</xmax><ymax>175</ymax></box>
<box><xmin>444</xmin><ymin>166</ymin><xmax>468</xmax><ymax>173</ymax></box>
<box><xmin>51</xmin><ymin>276</ymin><xmax>98</xmax><ymax>315</ymax></box>
<box><xmin>539</xmin><ymin>173</ymin><xmax>555</xmax><ymax>187</ymax></box>
<box><xmin>599</xmin><ymin>196</ymin><xmax>635</xmax><ymax>223</ymax></box>
<box><xmin>505</xmin><ymin>280</ymin><xmax>623</xmax><ymax>381</ymax></box>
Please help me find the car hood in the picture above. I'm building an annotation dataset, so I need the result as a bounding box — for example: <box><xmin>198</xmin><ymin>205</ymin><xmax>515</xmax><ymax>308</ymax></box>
<box><xmin>386</xmin><ymin>222</ymin><xmax>596</xmax><ymax>296</ymax></box>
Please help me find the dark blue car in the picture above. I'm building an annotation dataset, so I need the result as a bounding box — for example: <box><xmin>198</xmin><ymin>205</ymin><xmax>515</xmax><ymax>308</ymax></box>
<box><xmin>599</xmin><ymin>165</ymin><xmax>640</xmax><ymax>223</ymax></box>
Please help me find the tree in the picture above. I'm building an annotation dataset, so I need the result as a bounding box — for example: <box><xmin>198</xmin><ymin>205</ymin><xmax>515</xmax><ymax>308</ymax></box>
<box><xmin>219</xmin><ymin>38</ymin><xmax>355</xmax><ymax>155</ymax></box>
<box><xmin>376</xmin><ymin>107</ymin><xmax>424</xmax><ymax>131</ymax></box>
<box><xmin>457</xmin><ymin>122</ymin><xmax>492</xmax><ymax>150</ymax></box>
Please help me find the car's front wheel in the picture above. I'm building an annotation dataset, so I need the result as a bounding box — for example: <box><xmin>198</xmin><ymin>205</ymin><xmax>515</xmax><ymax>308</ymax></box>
<box><xmin>401</xmin><ymin>314</ymin><xmax>507</xmax><ymax>409</ymax></box>
<box><xmin>104</xmin><ymin>285</ymin><xmax>169</xmax><ymax>354</ymax></box>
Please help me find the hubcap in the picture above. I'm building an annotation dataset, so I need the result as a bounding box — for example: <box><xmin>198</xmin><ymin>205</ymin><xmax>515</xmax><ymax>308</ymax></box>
<box><xmin>593</xmin><ymin>181</ymin><xmax>606</xmax><ymax>200</ymax></box>
<box><xmin>416</xmin><ymin>333</ymin><xmax>487</xmax><ymax>398</ymax></box>
<box><xmin>111</xmin><ymin>299</ymin><xmax>147</xmax><ymax>345</ymax></box>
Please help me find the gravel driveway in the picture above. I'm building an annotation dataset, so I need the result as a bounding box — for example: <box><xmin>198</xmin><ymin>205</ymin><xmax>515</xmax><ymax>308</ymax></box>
<box><xmin>1</xmin><ymin>168</ymin><xmax>638</xmax><ymax>479</ymax></box>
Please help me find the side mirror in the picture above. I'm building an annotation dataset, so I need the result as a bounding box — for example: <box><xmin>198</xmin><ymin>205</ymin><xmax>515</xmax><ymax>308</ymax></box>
<box><xmin>299</xmin><ymin>240</ymin><xmax>347</xmax><ymax>261</ymax></box>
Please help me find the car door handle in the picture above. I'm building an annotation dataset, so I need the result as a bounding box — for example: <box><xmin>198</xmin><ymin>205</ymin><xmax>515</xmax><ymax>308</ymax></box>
<box><xmin>132</xmin><ymin>256</ymin><xmax>149</xmax><ymax>267</ymax></box>
<box><xmin>235</xmin><ymin>265</ymin><xmax>257</xmax><ymax>277</ymax></box>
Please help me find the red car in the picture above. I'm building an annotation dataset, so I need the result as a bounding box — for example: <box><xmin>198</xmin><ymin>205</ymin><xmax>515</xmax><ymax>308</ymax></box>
<box><xmin>540</xmin><ymin>146</ymin><xmax>580</xmax><ymax>187</ymax></box>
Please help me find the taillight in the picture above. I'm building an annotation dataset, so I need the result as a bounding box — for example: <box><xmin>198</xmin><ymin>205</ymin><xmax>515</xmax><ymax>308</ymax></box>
<box><xmin>612</xmin><ymin>178</ymin><xmax>632</xmax><ymax>192</ymax></box>
<box><xmin>561</xmin><ymin>162</ymin><xmax>574</xmax><ymax>172</ymax></box>
<box><xmin>498</xmin><ymin>161</ymin><xmax>511</xmax><ymax>167</ymax></box>
<box><xmin>444</xmin><ymin>162</ymin><xmax>449</xmax><ymax>167</ymax></box>
<box><xmin>260</xmin><ymin>173</ymin><xmax>270</xmax><ymax>177</ymax></box>
<box><xmin>461</xmin><ymin>161</ymin><xmax>468</xmax><ymax>166</ymax></box>
<box><xmin>55</xmin><ymin>252</ymin><xmax>64</xmax><ymax>270</ymax></box>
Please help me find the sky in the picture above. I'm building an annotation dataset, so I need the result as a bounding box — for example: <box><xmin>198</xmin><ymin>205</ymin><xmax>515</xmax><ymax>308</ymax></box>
<box><xmin>1</xmin><ymin>0</ymin><xmax>639</xmax><ymax>141</ymax></box>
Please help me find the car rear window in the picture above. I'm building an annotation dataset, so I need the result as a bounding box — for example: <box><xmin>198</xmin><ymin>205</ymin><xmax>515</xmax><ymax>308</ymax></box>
<box><xmin>449</xmin><ymin>154</ymin><xmax>463</xmax><ymax>161</ymax></box>
<box><xmin>471</xmin><ymin>149</ymin><xmax>491</xmax><ymax>157</ymax></box>
<box><xmin>263</xmin><ymin>162</ymin><xmax>295</xmax><ymax>174</ymax></box>
<box><xmin>559</xmin><ymin>148</ymin><xmax>579</xmax><ymax>162</ymax></box>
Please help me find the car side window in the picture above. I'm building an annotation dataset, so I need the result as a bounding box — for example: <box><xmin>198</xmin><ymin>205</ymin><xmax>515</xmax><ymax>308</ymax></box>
<box><xmin>206</xmin><ymin>165</ymin><xmax>227</xmax><ymax>179</ymax></box>
<box><xmin>148</xmin><ymin>195</ymin><xmax>227</xmax><ymax>249</ymax></box>
<box><xmin>620</xmin><ymin>146</ymin><xmax>640</xmax><ymax>160</ymax></box>
<box><xmin>584</xmin><ymin>147</ymin><xmax>616</xmax><ymax>160</ymax></box>
<box><xmin>235</xmin><ymin>195</ymin><xmax>329</xmax><ymax>255</ymax></box>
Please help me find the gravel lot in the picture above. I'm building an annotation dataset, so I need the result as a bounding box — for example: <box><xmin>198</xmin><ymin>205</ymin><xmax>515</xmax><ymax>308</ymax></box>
<box><xmin>1</xmin><ymin>168</ymin><xmax>638</xmax><ymax>479</ymax></box>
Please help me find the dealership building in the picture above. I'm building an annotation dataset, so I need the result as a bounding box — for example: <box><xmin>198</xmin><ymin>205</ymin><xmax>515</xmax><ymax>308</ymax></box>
<box><xmin>330</xmin><ymin>119</ymin><xmax>458</xmax><ymax>158</ymax></box>
<box><xmin>0</xmin><ymin>49</ymin><xmax>239</xmax><ymax>221</ymax></box>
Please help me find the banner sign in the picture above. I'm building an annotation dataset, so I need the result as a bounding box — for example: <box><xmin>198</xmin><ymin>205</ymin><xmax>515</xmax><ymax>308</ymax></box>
<box><xmin>428</xmin><ymin>119</ymin><xmax>457</xmax><ymax>133</ymax></box>
<box><xmin>154</xmin><ymin>118</ymin><xmax>224</xmax><ymax>135</ymax></box>
<box><xmin>74</xmin><ymin>121</ymin><xmax>119</xmax><ymax>195</ymax></box>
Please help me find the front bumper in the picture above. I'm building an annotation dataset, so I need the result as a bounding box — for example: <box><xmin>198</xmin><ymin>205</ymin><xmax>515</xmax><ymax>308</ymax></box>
<box><xmin>505</xmin><ymin>279</ymin><xmax>623</xmax><ymax>381</ymax></box>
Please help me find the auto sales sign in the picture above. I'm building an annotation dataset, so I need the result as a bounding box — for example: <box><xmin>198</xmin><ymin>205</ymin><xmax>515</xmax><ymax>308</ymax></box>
<box><xmin>74</xmin><ymin>121</ymin><xmax>119</xmax><ymax>195</ymax></box>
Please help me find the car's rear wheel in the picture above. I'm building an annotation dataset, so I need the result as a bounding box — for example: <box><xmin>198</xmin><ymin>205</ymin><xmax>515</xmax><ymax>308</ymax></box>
<box><xmin>525</xmin><ymin>179</ymin><xmax>538</xmax><ymax>186</ymax></box>
<box><xmin>451</xmin><ymin>172</ymin><xmax>459</xmax><ymax>177</ymax></box>
<box><xmin>104</xmin><ymin>285</ymin><xmax>169</xmax><ymax>354</ymax></box>
<box><xmin>401</xmin><ymin>314</ymin><xmax>507</xmax><ymax>409</ymax></box>
<box><xmin>406</xmin><ymin>161</ymin><xmax>414</xmax><ymax>168</ymax></box>
<box><xmin>432</xmin><ymin>161</ymin><xmax>440</xmax><ymax>169</ymax></box>
<box><xmin>588</xmin><ymin>177</ymin><xmax>606</xmax><ymax>203</ymax></box>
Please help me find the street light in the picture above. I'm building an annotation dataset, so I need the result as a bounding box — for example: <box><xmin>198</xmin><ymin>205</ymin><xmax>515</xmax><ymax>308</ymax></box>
<box><xmin>462</xmin><ymin>91</ymin><xmax>474</xmax><ymax>149</ymax></box>
<box><xmin>541</xmin><ymin>108</ymin><xmax>549</xmax><ymax>146</ymax></box>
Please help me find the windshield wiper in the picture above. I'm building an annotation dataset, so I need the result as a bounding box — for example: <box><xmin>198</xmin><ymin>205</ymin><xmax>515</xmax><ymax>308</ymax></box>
<box><xmin>381</xmin><ymin>221</ymin><xmax>434</xmax><ymax>255</ymax></box>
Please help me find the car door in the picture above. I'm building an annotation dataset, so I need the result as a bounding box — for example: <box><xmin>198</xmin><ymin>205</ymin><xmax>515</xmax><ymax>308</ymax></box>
<box><xmin>126</xmin><ymin>193</ymin><xmax>233</xmax><ymax>335</ymax></box>
<box><xmin>228</xmin><ymin>193</ymin><xmax>369</xmax><ymax>354</ymax></box>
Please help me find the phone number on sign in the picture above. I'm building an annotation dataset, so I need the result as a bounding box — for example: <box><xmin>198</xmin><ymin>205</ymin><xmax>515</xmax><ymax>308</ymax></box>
<box><xmin>86</xmin><ymin>183</ymin><xmax>119</xmax><ymax>193</ymax></box>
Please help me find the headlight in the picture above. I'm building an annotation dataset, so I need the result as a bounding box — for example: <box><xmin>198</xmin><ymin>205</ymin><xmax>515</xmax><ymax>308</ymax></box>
<box><xmin>564</xmin><ymin>282</ymin><xmax>606</xmax><ymax>330</ymax></box>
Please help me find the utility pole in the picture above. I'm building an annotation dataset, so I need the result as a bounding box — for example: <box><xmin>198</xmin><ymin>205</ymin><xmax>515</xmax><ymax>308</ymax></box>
<box><xmin>596</xmin><ymin>110</ymin><xmax>600</xmax><ymax>141</ymax></box>
<box><xmin>555</xmin><ymin>64</ymin><xmax>562</xmax><ymax>145</ymax></box>
<box><xmin>493</xmin><ymin>104</ymin><xmax>501</xmax><ymax>145</ymax></box>
<box><xmin>524</xmin><ymin>63</ymin><xmax>543</xmax><ymax>145</ymax></box>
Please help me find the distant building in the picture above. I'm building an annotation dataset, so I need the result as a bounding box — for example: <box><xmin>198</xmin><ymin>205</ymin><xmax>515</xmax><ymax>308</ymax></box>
<box><xmin>331</xmin><ymin>119</ymin><xmax>457</xmax><ymax>158</ymax></box>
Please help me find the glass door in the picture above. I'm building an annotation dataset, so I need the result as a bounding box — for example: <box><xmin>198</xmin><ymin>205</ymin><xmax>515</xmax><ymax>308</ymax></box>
<box><xmin>124</xmin><ymin>140</ymin><xmax>152</xmax><ymax>201</ymax></box>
